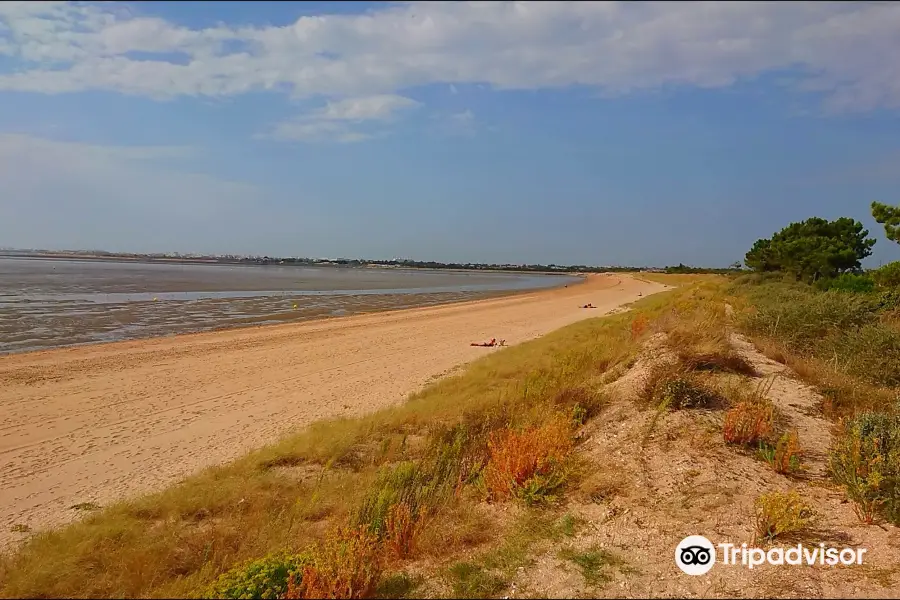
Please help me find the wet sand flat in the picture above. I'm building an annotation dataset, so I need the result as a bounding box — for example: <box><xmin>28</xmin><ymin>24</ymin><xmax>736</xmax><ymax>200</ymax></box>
<box><xmin>0</xmin><ymin>257</ymin><xmax>577</xmax><ymax>354</ymax></box>
<box><xmin>0</xmin><ymin>273</ymin><xmax>666</xmax><ymax>546</ymax></box>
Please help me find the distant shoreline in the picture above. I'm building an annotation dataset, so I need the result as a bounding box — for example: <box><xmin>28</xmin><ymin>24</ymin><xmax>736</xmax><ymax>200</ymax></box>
<box><xmin>0</xmin><ymin>252</ymin><xmax>589</xmax><ymax>277</ymax></box>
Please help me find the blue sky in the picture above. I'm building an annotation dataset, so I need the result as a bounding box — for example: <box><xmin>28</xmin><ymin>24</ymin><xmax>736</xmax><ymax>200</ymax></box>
<box><xmin>0</xmin><ymin>1</ymin><xmax>899</xmax><ymax>267</ymax></box>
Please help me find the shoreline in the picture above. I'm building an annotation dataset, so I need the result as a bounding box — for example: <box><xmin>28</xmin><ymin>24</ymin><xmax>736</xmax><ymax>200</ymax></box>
<box><xmin>0</xmin><ymin>273</ymin><xmax>585</xmax><ymax>359</ymax></box>
<box><xmin>0</xmin><ymin>274</ymin><xmax>665</xmax><ymax>547</ymax></box>
<box><xmin>0</xmin><ymin>252</ymin><xmax>593</xmax><ymax>277</ymax></box>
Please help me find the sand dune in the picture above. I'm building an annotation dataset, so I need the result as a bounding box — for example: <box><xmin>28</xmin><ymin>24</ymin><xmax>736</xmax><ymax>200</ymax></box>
<box><xmin>0</xmin><ymin>273</ymin><xmax>666</xmax><ymax>546</ymax></box>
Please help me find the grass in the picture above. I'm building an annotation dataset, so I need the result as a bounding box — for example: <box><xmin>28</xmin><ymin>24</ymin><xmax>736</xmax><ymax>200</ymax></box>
<box><xmin>445</xmin><ymin>511</ymin><xmax>582</xmax><ymax>599</ymax></box>
<box><xmin>557</xmin><ymin>545</ymin><xmax>624</xmax><ymax>586</ymax></box>
<box><xmin>729</xmin><ymin>276</ymin><xmax>900</xmax><ymax>417</ymax></box>
<box><xmin>373</xmin><ymin>572</ymin><xmax>421</xmax><ymax>599</ymax></box>
<box><xmin>726</xmin><ymin>273</ymin><xmax>900</xmax><ymax>529</ymax></box>
<box><xmin>0</xmin><ymin>283</ymin><xmax>688</xmax><ymax>600</ymax></box>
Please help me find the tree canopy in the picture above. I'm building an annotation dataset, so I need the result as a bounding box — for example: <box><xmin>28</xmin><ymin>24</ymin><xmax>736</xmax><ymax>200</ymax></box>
<box><xmin>744</xmin><ymin>217</ymin><xmax>875</xmax><ymax>282</ymax></box>
<box><xmin>872</xmin><ymin>201</ymin><xmax>900</xmax><ymax>244</ymax></box>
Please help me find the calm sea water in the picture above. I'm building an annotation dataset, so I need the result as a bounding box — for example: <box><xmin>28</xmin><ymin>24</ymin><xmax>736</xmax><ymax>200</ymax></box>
<box><xmin>0</xmin><ymin>257</ymin><xmax>577</xmax><ymax>354</ymax></box>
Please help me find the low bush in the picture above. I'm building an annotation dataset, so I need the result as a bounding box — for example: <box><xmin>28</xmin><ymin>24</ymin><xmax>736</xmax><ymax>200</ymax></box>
<box><xmin>871</xmin><ymin>261</ymin><xmax>900</xmax><ymax>288</ymax></box>
<box><xmin>203</xmin><ymin>552</ymin><xmax>311</xmax><ymax>600</ymax></box>
<box><xmin>724</xmin><ymin>400</ymin><xmax>774</xmax><ymax>446</ymax></box>
<box><xmin>354</xmin><ymin>462</ymin><xmax>436</xmax><ymax>559</ymax></box>
<box><xmin>754</xmin><ymin>490</ymin><xmax>815</xmax><ymax>543</ymax></box>
<box><xmin>758</xmin><ymin>430</ymin><xmax>802</xmax><ymax>474</ymax></box>
<box><xmin>657</xmin><ymin>376</ymin><xmax>719</xmax><ymax>410</ymax></box>
<box><xmin>815</xmin><ymin>273</ymin><xmax>875</xmax><ymax>293</ymax></box>
<box><xmin>830</xmin><ymin>411</ymin><xmax>900</xmax><ymax>524</ymax></box>
<box><xmin>482</xmin><ymin>415</ymin><xmax>574</xmax><ymax>504</ymax></box>
<box><xmin>640</xmin><ymin>366</ymin><xmax>719</xmax><ymax>410</ymax></box>
<box><xmin>285</xmin><ymin>527</ymin><xmax>382</xmax><ymax>599</ymax></box>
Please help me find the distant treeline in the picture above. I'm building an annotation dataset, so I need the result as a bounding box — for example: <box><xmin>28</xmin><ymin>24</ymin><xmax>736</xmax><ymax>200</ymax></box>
<box><xmin>663</xmin><ymin>263</ymin><xmax>745</xmax><ymax>275</ymax></box>
<box><xmin>5</xmin><ymin>249</ymin><xmax>741</xmax><ymax>274</ymax></box>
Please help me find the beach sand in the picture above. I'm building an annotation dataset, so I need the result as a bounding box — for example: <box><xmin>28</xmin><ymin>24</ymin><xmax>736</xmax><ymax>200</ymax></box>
<box><xmin>0</xmin><ymin>273</ymin><xmax>667</xmax><ymax>546</ymax></box>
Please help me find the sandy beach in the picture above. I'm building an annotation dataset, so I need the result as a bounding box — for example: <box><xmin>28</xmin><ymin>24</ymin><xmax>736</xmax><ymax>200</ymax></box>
<box><xmin>0</xmin><ymin>273</ymin><xmax>666</xmax><ymax>546</ymax></box>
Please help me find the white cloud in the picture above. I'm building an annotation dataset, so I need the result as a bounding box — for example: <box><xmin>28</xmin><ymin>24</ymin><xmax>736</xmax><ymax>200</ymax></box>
<box><xmin>265</xmin><ymin>94</ymin><xmax>420</xmax><ymax>142</ymax></box>
<box><xmin>0</xmin><ymin>1</ymin><xmax>898</xmax><ymax>114</ymax></box>
<box><xmin>319</xmin><ymin>94</ymin><xmax>419</xmax><ymax>121</ymax></box>
<box><xmin>452</xmin><ymin>109</ymin><xmax>474</xmax><ymax>124</ymax></box>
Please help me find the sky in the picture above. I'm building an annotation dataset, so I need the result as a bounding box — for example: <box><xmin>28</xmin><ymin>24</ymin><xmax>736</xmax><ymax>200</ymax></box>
<box><xmin>0</xmin><ymin>1</ymin><xmax>899</xmax><ymax>267</ymax></box>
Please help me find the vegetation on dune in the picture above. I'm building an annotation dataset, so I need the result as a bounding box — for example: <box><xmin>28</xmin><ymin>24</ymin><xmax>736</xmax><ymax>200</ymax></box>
<box><xmin>10</xmin><ymin>206</ymin><xmax>900</xmax><ymax>597</ymax></box>
<box><xmin>0</xmin><ymin>284</ymin><xmax>682</xmax><ymax>599</ymax></box>
<box><xmin>830</xmin><ymin>412</ymin><xmax>900</xmax><ymax>525</ymax></box>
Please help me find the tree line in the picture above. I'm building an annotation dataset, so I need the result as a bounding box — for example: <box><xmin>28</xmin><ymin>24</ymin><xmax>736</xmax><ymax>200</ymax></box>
<box><xmin>742</xmin><ymin>201</ymin><xmax>900</xmax><ymax>286</ymax></box>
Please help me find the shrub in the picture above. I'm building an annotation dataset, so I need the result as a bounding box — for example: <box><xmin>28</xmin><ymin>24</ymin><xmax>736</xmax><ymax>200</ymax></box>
<box><xmin>640</xmin><ymin>367</ymin><xmax>719</xmax><ymax>410</ymax></box>
<box><xmin>354</xmin><ymin>458</ymin><xmax>453</xmax><ymax>560</ymax></box>
<box><xmin>754</xmin><ymin>490</ymin><xmax>815</xmax><ymax>543</ymax></box>
<box><xmin>758</xmin><ymin>430</ymin><xmax>802</xmax><ymax>474</ymax></box>
<box><xmin>724</xmin><ymin>401</ymin><xmax>774</xmax><ymax>446</ymax></box>
<box><xmin>657</xmin><ymin>376</ymin><xmax>719</xmax><ymax>410</ymax></box>
<box><xmin>816</xmin><ymin>273</ymin><xmax>875</xmax><ymax>293</ymax></box>
<box><xmin>285</xmin><ymin>527</ymin><xmax>382</xmax><ymax>599</ymax></box>
<box><xmin>830</xmin><ymin>412</ymin><xmax>900</xmax><ymax>524</ymax></box>
<box><xmin>383</xmin><ymin>502</ymin><xmax>423</xmax><ymax>560</ymax></box>
<box><xmin>483</xmin><ymin>416</ymin><xmax>574</xmax><ymax>504</ymax></box>
<box><xmin>871</xmin><ymin>261</ymin><xmax>900</xmax><ymax>288</ymax></box>
<box><xmin>631</xmin><ymin>314</ymin><xmax>649</xmax><ymax>340</ymax></box>
<box><xmin>203</xmin><ymin>552</ymin><xmax>311</xmax><ymax>600</ymax></box>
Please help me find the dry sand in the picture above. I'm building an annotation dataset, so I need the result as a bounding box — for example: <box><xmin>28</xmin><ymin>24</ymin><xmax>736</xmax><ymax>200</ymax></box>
<box><xmin>0</xmin><ymin>273</ymin><xmax>666</xmax><ymax>546</ymax></box>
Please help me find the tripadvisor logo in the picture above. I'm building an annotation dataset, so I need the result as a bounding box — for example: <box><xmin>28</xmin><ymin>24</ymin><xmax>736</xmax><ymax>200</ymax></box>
<box><xmin>675</xmin><ymin>535</ymin><xmax>868</xmax><ymax>575</ymax></box>
<box><xmin>675</xmin><ymin>535</ymin><xmax>715</xmax><ymax>575</ymax></box>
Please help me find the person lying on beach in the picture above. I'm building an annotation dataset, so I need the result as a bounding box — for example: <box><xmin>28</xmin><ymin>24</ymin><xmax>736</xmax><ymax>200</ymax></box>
<box><xmin>581</xmin><ymin>303</ymin><xmax>596</xmax><ymax>309</ymax></box>
<box><xmin>471</xmin><ymin>338</ymin><xmax>498</xmax><ymax>347</ymax></box>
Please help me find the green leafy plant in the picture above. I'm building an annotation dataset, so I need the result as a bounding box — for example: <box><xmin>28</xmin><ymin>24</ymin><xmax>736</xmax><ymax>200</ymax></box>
<box><xmin>758</xmin><ymin>430</ymin><xmax>802</xmax><ymax>474</ymax></box>
<box><xmin>203</xmin><ymin>552</ymin><xmax>310</xmax><ymax>600</ymax></box>
<box><xmin>754</xmin><ymin>491</ymin><xmax>815</xmax><ymax>542</ymax></box>
<box><xmin>830</xmin><ymin>412</ymin><xmax>900</xmax><ymax>524</ymax></box>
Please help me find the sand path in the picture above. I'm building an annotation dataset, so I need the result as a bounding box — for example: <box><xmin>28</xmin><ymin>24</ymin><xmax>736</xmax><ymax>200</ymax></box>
<box><xmin>0</xmin><ymin>273</ymin><xmax>666</xmax><ymax>546</ymax></box>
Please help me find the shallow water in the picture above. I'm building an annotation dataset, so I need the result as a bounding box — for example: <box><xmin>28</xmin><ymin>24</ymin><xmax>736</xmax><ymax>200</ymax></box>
<box><xmin>0</xmin><ymin>257</ymin><xmax>576</xmax><ymax>354</ymax></box>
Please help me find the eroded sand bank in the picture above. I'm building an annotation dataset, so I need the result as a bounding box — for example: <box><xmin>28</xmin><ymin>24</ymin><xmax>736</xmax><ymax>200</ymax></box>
<box><xmin>0</xmin><ymin>273</ymin><xmax>667</xmax><ymax>546</ymax></box>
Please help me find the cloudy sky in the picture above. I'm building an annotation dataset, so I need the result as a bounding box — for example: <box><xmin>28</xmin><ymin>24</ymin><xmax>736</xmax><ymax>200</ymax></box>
<box><xmin>1</xmin><ymin>1</ymin><xmax>899</xmax><ymax>266</ymax></box>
